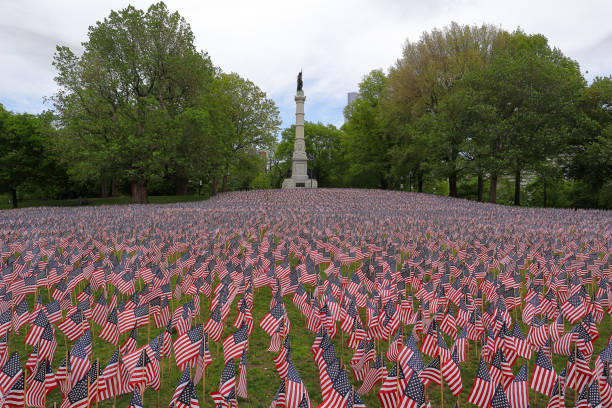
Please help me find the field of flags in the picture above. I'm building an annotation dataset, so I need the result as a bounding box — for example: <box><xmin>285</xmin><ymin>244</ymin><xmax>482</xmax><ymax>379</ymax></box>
<box><xmin>0</xmin><ymin>188</ymin><xmax>610</xmax><ymax>407</ymax></box>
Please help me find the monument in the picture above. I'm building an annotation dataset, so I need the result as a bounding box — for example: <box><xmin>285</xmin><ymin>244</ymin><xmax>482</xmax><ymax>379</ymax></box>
<box><xmin>282</xmin><ymin>71</ymin><xmax>318</xmax><ymax>189</ymax></box>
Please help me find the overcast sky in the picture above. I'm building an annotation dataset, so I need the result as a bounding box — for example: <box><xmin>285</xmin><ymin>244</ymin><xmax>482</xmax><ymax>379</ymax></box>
<box><xmin>1</xmin><ymin>0</ymin><xmax>611</xmax><ymax>131</ymax></box>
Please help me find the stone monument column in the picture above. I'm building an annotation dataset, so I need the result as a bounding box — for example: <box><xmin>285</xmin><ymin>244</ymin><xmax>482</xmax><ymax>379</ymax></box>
<box><xmin>282</xmin><ymin>72</ymin><xmax>317</xmax><ymax>189</ymax></box>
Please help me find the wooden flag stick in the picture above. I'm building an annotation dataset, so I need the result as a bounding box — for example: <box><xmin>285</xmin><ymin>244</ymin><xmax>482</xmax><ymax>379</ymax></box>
<box><xmin>440</xmin><ymin>378</ymin><xmax>444</xmax><ymax>408</ymax></box>
<box><xmin>113</xmin><ymin>348</ymin><xmax>120</xmax><ymax>408</ymax></box>
<box><xmin>94</xmin><ymin>358</ymin><xmax>99</xmax><ymax>408</ymax></box>
<box><xmin>201</xmin><ymin>324</ymin><xmax>207</xmax><ymax>403</ymax></box>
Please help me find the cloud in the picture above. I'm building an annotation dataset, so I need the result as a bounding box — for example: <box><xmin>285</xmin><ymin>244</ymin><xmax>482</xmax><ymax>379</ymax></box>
<box><xmin>1</xmin><ymin>0</ymin><xmax>610</xmax><ymax>131</ymax></box>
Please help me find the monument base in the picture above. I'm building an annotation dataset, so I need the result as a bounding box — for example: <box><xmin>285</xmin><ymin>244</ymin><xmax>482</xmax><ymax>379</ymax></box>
<box><xmin>282</xmin><ymin>178</ymin><xmax>318</xmax><ymax>189</ymax></box>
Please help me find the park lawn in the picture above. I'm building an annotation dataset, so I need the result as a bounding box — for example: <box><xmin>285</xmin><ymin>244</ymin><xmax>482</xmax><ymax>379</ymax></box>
<box><xmin>0</xmin><ymin>195</ymin><xmax>208</xmax><ymax>210</ymax></box>
<box><xmin>8</xmin><ymin>253</ymin><xmax>610</xmax><ymax>408</ymax></box>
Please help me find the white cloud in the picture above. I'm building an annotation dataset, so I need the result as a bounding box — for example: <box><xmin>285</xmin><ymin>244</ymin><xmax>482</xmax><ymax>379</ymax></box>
<box><xmin>1</xmin><ymin>0</ymin><xmax>610</xmax><ymax>129</ymax></box>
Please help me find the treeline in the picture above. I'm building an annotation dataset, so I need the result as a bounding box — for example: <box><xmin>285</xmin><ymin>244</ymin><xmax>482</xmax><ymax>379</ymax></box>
<box><xmin>270</xmin><ymin>24</ymin><xmax>611</xmax><ymax>208</ymax></box>
<box><xmin>2</xmin><ymin>15</ymin><xmax>610</xmax><ymax>209</ymax></box>
<box><xmin>1</xmin><ymin>2</ymin><xmax>280</xmax><ymax>207</ymax></box>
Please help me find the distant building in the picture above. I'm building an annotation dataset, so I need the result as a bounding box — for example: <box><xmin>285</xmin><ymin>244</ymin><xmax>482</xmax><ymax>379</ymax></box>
<box><xmin>345</xmin><ymin>92</ymin><xmax>359</xmax><ymax>123</ymax></box>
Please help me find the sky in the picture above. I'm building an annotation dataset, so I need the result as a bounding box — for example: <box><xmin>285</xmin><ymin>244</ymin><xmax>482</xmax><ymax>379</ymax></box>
<box><xmin>1</xmin><ymin>0</ymin><xmax>611</xmax><ymax>131</ymax></box>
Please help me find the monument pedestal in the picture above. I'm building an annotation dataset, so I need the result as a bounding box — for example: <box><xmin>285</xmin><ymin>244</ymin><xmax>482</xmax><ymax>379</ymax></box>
<box><xmin>282</xmin><ymin>178</ymin><xmax>318</xmax><ymax>189</ymax></box>
<box><xmin>282</xmin><ymin>89</ymin><xmax>317</xmax><ymax>189</ymax></box>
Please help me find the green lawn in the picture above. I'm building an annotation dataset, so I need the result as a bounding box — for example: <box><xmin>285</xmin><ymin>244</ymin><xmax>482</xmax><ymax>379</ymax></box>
<box><xmin>0</xmin><ymin>195</ymin><xmax>208</xmax><ymax>210</ymax></box>
<box><xmin>9</xmin><ymin>257</ymin><xmax>610</xmax><ymax>407</ymax></box>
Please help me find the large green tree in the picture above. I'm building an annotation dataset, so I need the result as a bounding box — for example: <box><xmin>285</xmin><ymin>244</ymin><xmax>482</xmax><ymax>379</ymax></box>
<box><xmin>210</xmin><ymin>72</ymin><xmax>280</xmax><ymax>193</ymax></box>
<box><xmin>460</xmin><ymin>30</ymin><xmax>585</xmax><ymax>204</ymax></box>
<box><xmin>568</xmin><ymin>76</ymin><xmax>612</xmax><ymax>207</ymax></box>
<box><xmin>342</xmin><ymin>69</ymin><xmax>390</xmax><ymax>188</ymax></box>
<box><xmin>385</xmin><ymin>22</ymin><xmax>503</xmax><ymax>197</ymax></box>
<box><xmin>52</xmin><ymin>2</ymin><xmax>214</xmax><ymax>203</ymax></box>
<box><xmin>0</xmin><ymin>106</ymin><xmax>58</xmax><ymax>208</ymax></box>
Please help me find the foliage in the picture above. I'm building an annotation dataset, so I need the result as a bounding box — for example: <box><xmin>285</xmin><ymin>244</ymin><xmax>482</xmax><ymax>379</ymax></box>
<box><xmin>0</xmin><ymin>106</ymin><xmax>68</xmax><ymax>208</ymax></box>
<box><xmin>53</xmin><ymin>2</ymin><xmax>216</xmax><ymax>203</ymax></box>
<box><xmin>210</xmin><ymin>72</ymin><xmax>280</xmax><ymax>193</ymax></box>
<box><xmin>276</xmin><ymin>121</ymin><xmax>344</xmax><ymax>187</ymax></box>
<box><xmin>341</xmin><ymin>69</ymin><xmax>390</xmax><ymax>188</ymax></box>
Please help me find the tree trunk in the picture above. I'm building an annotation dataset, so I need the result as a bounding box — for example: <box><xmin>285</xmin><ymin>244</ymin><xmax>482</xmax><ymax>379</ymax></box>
<box><xmin>101</xmin><ymin>177</ymin><xmax>109</xmax><ymax>198</ymax></box>
<box><xmin>130</xmin><ymin>180</ymin><xmax>148</xmax><ymax>204</ymax></box>
<box><xmin>222</xmin><ymin>173</ymin><xmax>228</xmax><ymax>193</ymax></box>
<box><xmin>543</xmin><ymin>177</ymin><xmax>547</xmax><ymax>207</ymax></box>
<box><xmin>222</xmin><ymin>162</ymin><xmax>229</xmax><ymax>193</ymax></box>
<box><xmin>10</xmin><ymin>188</ymin><xmax>17</xmax><ymax>209</ymax></box>
<box><xmin>477</xmin><ymin>173</ymin><xmax>483</xmax><ymax>202</ymax></box>
<box><xmin>489</xmin><ymin>173</ymin><xmax>497</xmax><ymax>204</ymax></box>
<box><xmin>514</xmin><ymin>169</ymin><xmax>521</xmax><ymax>206</ymax></box>
<box><xmin>417</xmin><ymin>172</ymin><xmax>423</xmax><ymax>193</ymax></box>
<box><xmin>175</xmin><ymin>178</ymin><xmax>188</xmax><ymax>196</ymax></box>
<box><xmin>449</xmin><ymin>173</ymin><xmax>458</xmax><ymax>197</ymax></box>
<box><xmin>111</xmin><ymin>178</ymin><xmax>119</xmax><ymax>196</ymax></box>
<box><xmin>211</xmin><ymin>178</ymin><xmax>218</xmax><ymax>196</ymax></box>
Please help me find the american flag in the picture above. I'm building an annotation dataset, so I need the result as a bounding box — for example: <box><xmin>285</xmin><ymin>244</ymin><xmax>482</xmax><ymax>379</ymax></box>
<box><xmin>24</xmin><ymin>309</ymin><xmax>49</xmax><ymax>346</ymax></box>
<box><xmin>61</xmin><ymin>373</ymin><xmax>88</xmax><ymax>408</ymax></box>
<box><xmin>490</xmin><ymin>383</ymin><xmax>510</xmax><ymax>408</ymax></box>
<box><xmin>566</xmin><ymin>348</ymin><xmax>592</xmax><ymax>393</ymax></box>
<box><xmin>98</xmin><ymin>350</ymin><xmax>125</xmax><ymax>401</ymax></box>
<box><xmin>204</xmin><ymin>305</ymin><xmax>223</xmax><ymax>342</ymax></box>
<box><xmin>1</xmin><ymin>371</ymin><xmax>24</xmax><ymax>408</ymax></box>
<box><xmin>174</xmin><ymin>325</ymin><xmax>203</xmax><ymax>370</ymax></box>
<box><xmin>128</xmin><ymin>388</ymin><xmax>144</xmax><ymax>408</ymax></box>
<box><xmin>118</xmin><ymin>303</ymin><xmax>149</xmax><ymax>334</ymax></box>
<box><xmin>128</xmin><ymin>349</ymin><xmax>149</xmax><ymax>391</ymax></box>
<box><xmin>38</xmin><ymin>323</ymin><xmax>57</xmax><ymax>362</ymax></box>
<box><xmin>0</xmin><ymin>352</ymin><xmax>22</xmax><ymax>394</ymax></box>
<box><xmin>170</xmin><ymin>365</ymin><xmax>190</xmax><ymax>407</ymax></box>
<box><xmin>399</xmin><ymin>369</ymin><xmax>425</xmax><ymax>408</ymax></box>
<box><xmin>11</xmin><ymin>299</ymin><xmax>28</xmax><ymax>334</ymax></box>
<box><xmin>357</xmin><ymin>353</ymin><xmax>387</xmax><ymax>395</ymax></box>
<box><xmin>260</xmin><ymin>300</ymin><xmax>286</xmax><ymax>337</ymax></box>
<box><xmin>175</xmin><ymin>379</ymin><xmax>199</xmax><ymax>408</ymax></box>
<box><xmin>318</xmin><ymin>369</ymin><xmax>353</xmax><ymax>408</ymax></box>
<box><xmin>210</xmin><ymin>359</ymin><xmax>236</xmax><ymax>407</ymax></box>
<box><xmin>120</xmin><ymin>326</ymin><xmax>139</xmax><ymax>355</ymax></box>
<box><xmin>236</xmin><ymin>350</ymin><xmax>248</xmax><ymax>399</ymax></box>
<box><xmin>68</xmin><ymin>341</ymin><xmax>91</xmax><ymax>390</ymax></box>
<box><xmin>587</xmin><ymin>379</ymin><xmax>602</xmax><ymax>408</ymax></box>
<box><xmin>467</xmin><ymin>358</ymin><xmax>495</xmax><ymax>408</ymax></box>
<box><xmin>25</xmin><ymin>359</ymin><xmax>55</xmax><ymax>408</ymax></box>
<box><xmin>507</xmin><ymin>363</ymin><xmax>529</xmax><ymax>408</ymax></box>
<box><xmin>547</xmin><ymin>376</ymin><xmax>565</xmax><ymax>408</ymax></box>
<box><xmin>378</xmin><ymin>363</ymin><xmax>405</xmax><ymax>408</ymax></box>
<box><xmin>223</xmin><ymin>323</ymin><xmax>249</xmax><ymax>364</ymax></box>
<box><xmin>561</xmin><ymin>291</ymin><xmax>587</xmax><ymax>324</ymax></box>
<box><xmin>419</xmin><ymin>355</ymin><xmax>442</xmax><ymax>388</ymax></box>
<box><xmin>57</xmin><ymin>309</ymin><xmax>87</xmax><ymax>342</ymax></box>
<box><xmin>440</xmin><ymin>338</ymin><xmax>463</xmax><ymax>396</ymax></box>
<box><xmin>530</xmin><ymin>348</ymin><xmax>557</xmax><ymax>396</ymax></box>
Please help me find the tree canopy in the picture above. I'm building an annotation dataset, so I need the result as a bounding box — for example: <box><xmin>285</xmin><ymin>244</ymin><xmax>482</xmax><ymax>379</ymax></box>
<box><xmin>3</xmin><ymin>16</ymin><xmax>610</xmax><ymax>209</ymax></box>
<box><xmin>51</xmin><ymin>2</ymin><xmax>279</xmax><ymax>203</ymax></box>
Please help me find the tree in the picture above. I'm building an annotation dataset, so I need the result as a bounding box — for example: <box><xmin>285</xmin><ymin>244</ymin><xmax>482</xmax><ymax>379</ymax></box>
<box><xmin>386</xmin><ymin>22</ymin><xmax>503</xmax><ymax>196</ymax></box>
<box><xmin>52</xmin><ymin>2</ymin><xmax>214</xmax><ymax>203</ymax></box>
<box><xmin>461</xmin><ymin>30</ymin><xmax>585</xmax><ymax>204</ymax></box>
<box><xmin>568</xmin><ymin>76</ymin><xmax>612</xmax><ymax>208</ymax></box>
<box><xmin>211</xmin><ymin>72</ymin><xmax>280</xmax><ymax>193</ymax></box>
<box><xmin>0</xmin><ymin>106</ymin><xmax>54</xmax><ymax>208</ymax></box>
<box><xmin>342</xmin><ymin>69</ymin><xmax>390</xmax><ymax>188</ymax></box>
<box><xmin>276</xmin><ymin>122</ymin><xmax>344</xmax><ymax>187</ymax></box>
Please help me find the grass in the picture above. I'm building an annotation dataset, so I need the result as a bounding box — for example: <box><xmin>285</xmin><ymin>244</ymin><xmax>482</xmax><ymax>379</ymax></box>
<box><xmin>0</xmin><ymin>195</ymin><xmax>208</xmax><ymax>210</ymax></box>
<box><xmin>6</xmin><ymin>254</ymin><xmax>610</xmax><ymax>407</ymax></box>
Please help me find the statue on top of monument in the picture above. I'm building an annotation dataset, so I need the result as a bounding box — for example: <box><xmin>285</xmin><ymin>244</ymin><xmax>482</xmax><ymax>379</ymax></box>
<box><xmin>297</xmin><ymin>70</ymin><xmax>303</xmax><ymax>92</ymax></box>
